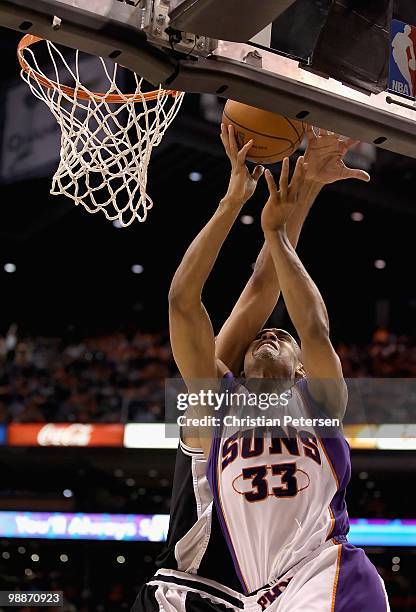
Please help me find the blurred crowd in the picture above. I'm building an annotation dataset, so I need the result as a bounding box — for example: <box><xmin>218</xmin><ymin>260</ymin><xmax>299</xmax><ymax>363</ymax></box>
<box><xmin>338</xmin><ymin>328</ymin><xmax>416</xmax><ymax>378</ymax></box>
<box><xmin>0</xmin><ymin>325</ymin><xmax>174</xmax><ymax>424</ymax></box>
<box><xmin>0</xmin><ymin>326</ymin><xmax>416</xmax><ymax>424</ymax></box>
<box><xmin>338</xmin><ymin>328</ymin><xmax>416</xmax><ymax>424</ymax></box>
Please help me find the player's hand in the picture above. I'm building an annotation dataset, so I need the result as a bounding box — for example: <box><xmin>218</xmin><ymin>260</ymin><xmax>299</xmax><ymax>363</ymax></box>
<box><xmin>304</xmin><ymin>126</ymin><xmax>370</xmax><ymax>185</ymax></box>
<box><xmin>221</xmin><ymin>124</ymin><xmax>264</xmax><ymax>204</ymax></box>
<box><xmin>261</xmin><ymin>156</ymin><xmax>306</xmax><ymax>233</ymax></box>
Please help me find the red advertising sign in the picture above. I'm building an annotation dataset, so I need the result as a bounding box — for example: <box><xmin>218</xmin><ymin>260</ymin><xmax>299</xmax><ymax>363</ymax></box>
<box><xmin>7</xmin><ymin>423</ymin><xmax>124</xmax><ymax>447</ymax></box>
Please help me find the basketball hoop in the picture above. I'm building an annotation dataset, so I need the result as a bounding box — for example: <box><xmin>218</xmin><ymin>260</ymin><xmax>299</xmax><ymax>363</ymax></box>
<box><xmin>17</xmin><ymin>35</ymin><xmax>185</xmax><ymax>226</ymax></box>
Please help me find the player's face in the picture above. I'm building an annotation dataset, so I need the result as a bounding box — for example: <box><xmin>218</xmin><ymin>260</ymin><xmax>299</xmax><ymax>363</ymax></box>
<box><xmin>243</xmin><ymin>328</ymin><xmax>301</xmax><ymax>380</ymax></box>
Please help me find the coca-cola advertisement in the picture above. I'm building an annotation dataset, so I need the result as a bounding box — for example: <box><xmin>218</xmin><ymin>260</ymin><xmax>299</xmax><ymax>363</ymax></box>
<box><xmin>7</xmin><ymin>423</ymin><xmax>124</xmax><ymax>447</ymax></box>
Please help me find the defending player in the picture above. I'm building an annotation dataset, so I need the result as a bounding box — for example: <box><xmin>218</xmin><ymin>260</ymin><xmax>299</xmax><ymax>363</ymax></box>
<box><xmin>132</xmin><ymin>127</ymin><xmax>382</xmax><ymax>611</ymax></box>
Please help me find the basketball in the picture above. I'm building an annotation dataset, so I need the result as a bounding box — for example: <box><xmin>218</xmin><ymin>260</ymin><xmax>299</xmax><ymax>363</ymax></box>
<box><xmin>222</xmin><ymin>100</ymin><xmax>305</xmax><ymax>164</ymax></box>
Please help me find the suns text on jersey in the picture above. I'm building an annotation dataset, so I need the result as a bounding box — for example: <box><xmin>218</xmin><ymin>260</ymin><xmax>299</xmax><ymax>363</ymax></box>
<box><xmin>221</xmin><ymin>425</ymin><xmax>322</xmax><ymax>471</ymax></box>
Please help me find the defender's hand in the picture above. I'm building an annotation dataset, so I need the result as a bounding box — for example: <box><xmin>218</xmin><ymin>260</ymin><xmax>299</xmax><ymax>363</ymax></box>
<box><xmin>304</xmin><ymin>126</ymin><xmax>370</xmax><ymax>185</ymax></box>
<box><xmin>261</xmin><ymin>156</ymin><xmax>306</xmax><ymax>233</ymax></box>
<box><xmin>221</xmin><ymin>124</ymin><xmax>264</xmax><ymax>204</ymax></box>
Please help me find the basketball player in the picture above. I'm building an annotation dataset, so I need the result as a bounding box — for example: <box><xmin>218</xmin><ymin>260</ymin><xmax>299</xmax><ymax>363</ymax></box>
<box><xmin>132</xmin><ymin>126</ymin><xmax>384</xmax><ymax>611</ymax></box>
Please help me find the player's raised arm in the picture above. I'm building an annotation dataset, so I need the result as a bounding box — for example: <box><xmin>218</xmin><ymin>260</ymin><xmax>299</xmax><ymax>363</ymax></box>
<box><xmin>168</xmin><ymin>125</ymin><xmax>263</xmax><ymax>380</ymax></box>
<box><xmin>261</xmin><ymin>157</ymin><xmax>350</xmax><ymax>418</ymax></box>
<box><xmin>168</xmin><ymin>127</ymin><xmax>264</xmax><ymax>452</ymax></box>
<box><xmin>215</xmin><ymin>127</ymin><xmax>370</xmax><ymax>375</ymax></box>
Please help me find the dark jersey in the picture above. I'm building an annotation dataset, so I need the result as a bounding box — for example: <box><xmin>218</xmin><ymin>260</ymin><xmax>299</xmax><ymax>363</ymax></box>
<box><xmin>155</xmin><ymin>438</ymin><xmax>242</xmax><ymax>591</ymax></box>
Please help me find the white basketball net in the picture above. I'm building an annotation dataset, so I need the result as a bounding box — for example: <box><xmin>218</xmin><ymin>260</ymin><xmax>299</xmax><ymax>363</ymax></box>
<box><xmin>19</xmin><ymin>39</ymin><xmax>185</xmax><ymax>226</ymax></box>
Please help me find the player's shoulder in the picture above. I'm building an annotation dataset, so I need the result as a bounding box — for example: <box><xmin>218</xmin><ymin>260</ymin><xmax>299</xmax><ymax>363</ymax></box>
<box><xmin>295</xmin><ymin>376</ymin><xmax>347</xmax><ymax>422</ymax></box>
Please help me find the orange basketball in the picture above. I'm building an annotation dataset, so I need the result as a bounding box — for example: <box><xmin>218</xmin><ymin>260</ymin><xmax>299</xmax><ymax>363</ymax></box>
<box><xmin>222</xmin><ymin>100</ymin><xmax>305</xmax><ymax>164</ymax></box>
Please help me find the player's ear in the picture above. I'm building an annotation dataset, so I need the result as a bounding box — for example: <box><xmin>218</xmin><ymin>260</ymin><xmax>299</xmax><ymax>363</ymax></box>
<box><xmin>240</xmin><ymin>371</ymin><xmax>245</xmax><ymax>378</ymax></box>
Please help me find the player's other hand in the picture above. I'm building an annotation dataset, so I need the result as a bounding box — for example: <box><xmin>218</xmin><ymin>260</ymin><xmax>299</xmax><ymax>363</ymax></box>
<box><xmin>220</xmin><ymin>123</ymin><xmax>264</xmax><ymax>204</ymax></box>
<box><xmin>304</xmin><ymin>126</ymin><xmax>371</xmax><ymax>185</ymax></box>
<box><xmin>261</xmin><ymin>156</ymin><xmax>305</xmax><ymax>233</ymax></box>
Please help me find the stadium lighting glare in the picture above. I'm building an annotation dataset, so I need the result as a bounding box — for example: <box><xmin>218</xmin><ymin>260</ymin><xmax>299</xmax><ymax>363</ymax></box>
<box><xmin>374</xmin><ymin>259</ymin><xmax>387</xmax><ymax>269</ymax></box>
<box><xmin>189</xmin><ymin>171</ymin><xmax>203</xmax><ymax>182</ymax></box>
<box><xmin>132</xmin><ymin>264</ymin><xmax>144</xmax><ymax>274</ymax></box>
<box><xmin>392</xmin><ymin>564</ymin><xmax>400</xmax><ymax>572</ymax></box>
<box><xmin>240</xmin><ymin>215</ymin><xmax>254</xmax><ymax>225</ymax></box>
<box><xmin>2</xmin><ymin>552</ymin><xmax>10</xmax><ymax>559</ymax></box>
<box><xmin>4</xmin><ymin>263</ymin><xmax>16</xmax><ymax>273</ymax></box>
<box><xmin>60</xmin><ymin>554</ymin><xmax>69</xmax><ymax>563</ymax></box>
<box><xmin>351</xmin><ymin>212</ymin><xmax>364</xmax><ymax>221</ymax></box>
<box><xmin>18</xmin><ymin>547</ymin><xmax>26</xmax><ymax>554</ymax></box>
<box><xmin>63</xmin><ymin>489</ymin><xmax>73</xmax><ymax>498</ymax></box>
<box><xmin>24</xmin><ymin>569</ymin><xmax>33</xmax><ymax>576</ymax></box>
<box><xmin>116</xmin><ymin>555</ymin><xmax>126</xmax><ymax>564</ymax></box>
<box><xmin>31</xmin><ymin>554</ymin><xmax>39</xmax><ymax>562</ymax></box>
<box><xmin>126</xmin><ymin>478</ymin><xmax>136</xmax><ymax>487</ymax></box>
<box><xmin>392</xmin><ymin>556</ymin><xmax>400</xmax><ymax>564</ymax></box>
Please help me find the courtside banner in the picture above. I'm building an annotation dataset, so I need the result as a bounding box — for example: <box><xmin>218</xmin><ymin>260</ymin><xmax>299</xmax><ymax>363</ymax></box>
<box><xmin>124</xmin><ymin>423</ymin><xmax>179</xmax><ymax>449</ymax></box>
<box><xmin>124</xmin><ymin>423</ymin><xmax>416</xmax><ymax>450</ymax></box>
<box><xmin>344</xmin><ymin>424</ymin><xmax>416</xmax><ymax>450</ymax></box>
<box><xmin>0</xmin><ymin>511</ymin><xmax>411</xmax><ymax>546</ymax></box>
<box><xmin>0</xmin><ymin>511</ymin><xmax>169</xmax><ymax>542</ymax></box>
<box><xmin>349</xmin><ymin>519</ymin><xmax>416</xmax><ymax>547</ymax></box>
<box><xmin>7</xmin><ymin>423</ymin><xmax>124</xmax><ymax>447</ymax></box>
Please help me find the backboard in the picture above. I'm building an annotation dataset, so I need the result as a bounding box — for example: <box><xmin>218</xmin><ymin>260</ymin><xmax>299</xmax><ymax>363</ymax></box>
<box><xmin>1</xmin><ymin>0</ymin><xmax>416</xmax><ymax>158</ymax></box>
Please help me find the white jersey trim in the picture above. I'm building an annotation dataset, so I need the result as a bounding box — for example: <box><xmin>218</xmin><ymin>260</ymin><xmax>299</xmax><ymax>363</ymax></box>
<box><xmin>180</xmin><ymin>439</ymin><xmax>204</xmax><ymax>457</ymax></box>
<box><xmin>150</xmin><ymin>568</ymin><xmax>246</xmax><ymax>603</ymax></box>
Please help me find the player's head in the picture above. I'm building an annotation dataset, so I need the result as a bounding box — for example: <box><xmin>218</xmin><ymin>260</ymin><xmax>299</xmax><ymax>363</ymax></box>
<box><xmin>242</xmin><ymin>328</ymin><xmax>305</xmax><ymax>381</ymax></box>
<box><xmin>405</xmin><ymin>25</ymin><xmax>412</xmax><ymax>35</ymax></box>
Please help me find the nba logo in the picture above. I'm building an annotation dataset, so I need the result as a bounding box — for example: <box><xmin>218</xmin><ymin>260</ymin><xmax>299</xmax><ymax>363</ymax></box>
<box><xmin>389</xmin><ymin>19</ymin><xmax>416</xmax><ymax>100</ymax></box>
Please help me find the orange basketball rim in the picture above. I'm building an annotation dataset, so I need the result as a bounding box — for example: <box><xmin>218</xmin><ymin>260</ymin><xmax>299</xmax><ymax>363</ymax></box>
<box><xmin>17</xmin><ymin>34</ymin><xmax>181</xmax><ymax>103</ymax></box>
